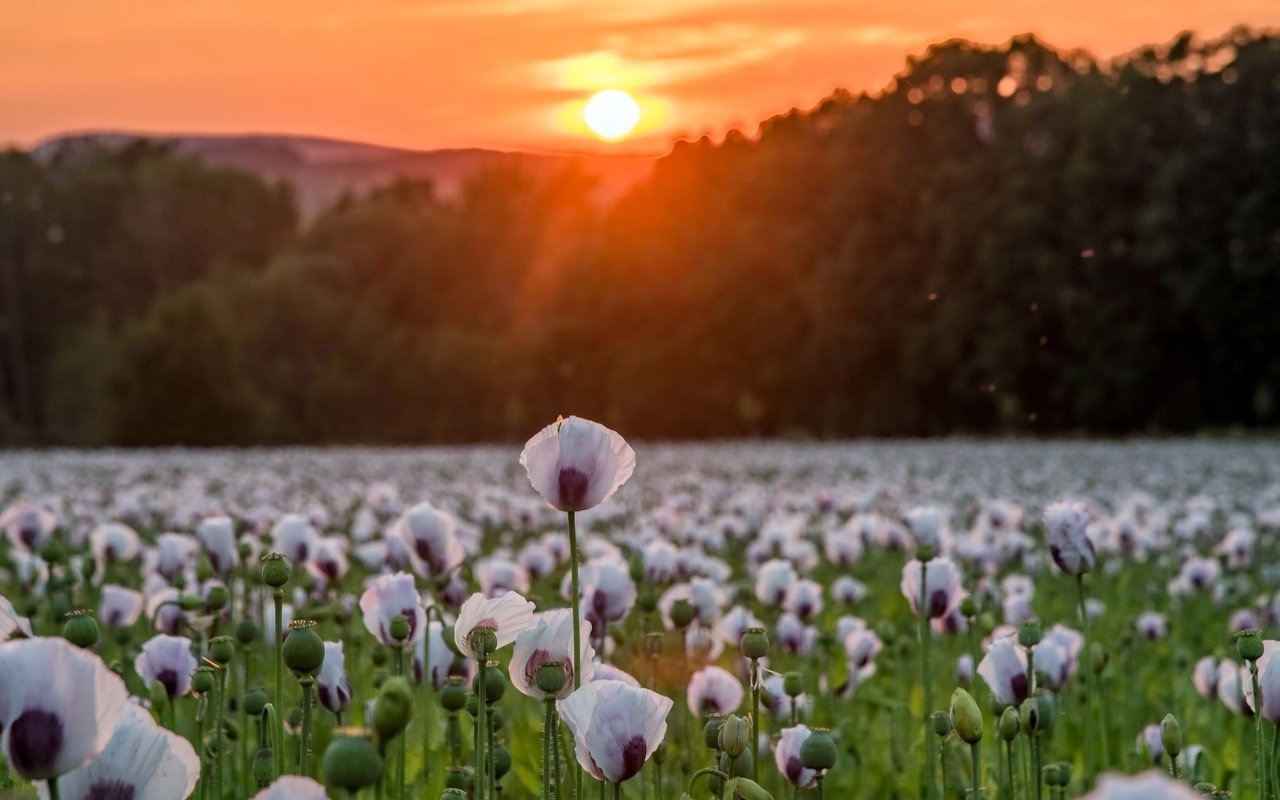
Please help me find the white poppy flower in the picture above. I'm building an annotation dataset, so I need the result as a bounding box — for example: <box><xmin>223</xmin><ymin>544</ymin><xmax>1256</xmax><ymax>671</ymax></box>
<box><xmin>558</xmin><ymin>680</ymin><xmax>672</xmax><ymax>784</ymax></box>
<box><xmin>687</xmin><ymin>665</ymin><xmax>744</xmax><ymax>716</ymax></box>
<box><xmin>359</xmin><ymin>572</ymin><xmax>426</xmax><ymax>647</ymax></box>
<box><xmin>978</xmin><ymin>636</ymin><xmax>1029</xmax><ymax>707</ymax></box>
<box><xmin>453</xmin><ymin>591</ymin><xmax>536</xmax><ymax>660</ymax></box>
<box><xmin>317</xmin><ymin>641</ymin><xmax>352</xmax><ymax>715</ymax></box>
<box><xmin>99</xmin><ymin>586</ymin><xmax>144</xmax><ymax>630</ymax></box>
<box><xmin>509</xmin><ymin>609</ymin><xmax>596</xmax><ymax>701</ymax></box>
<box><xmin>520</xmin><ymin>416</ymin><xmax>636</xmax><ymax>512</ymax></box>
<box><xmin>775</xmin><ymin>725</ymin><xmax>818</xmax><ymax>788</ymax></box>
<box><xmin>251</xmin><ymin>775</ymin><xmax>328</xmax><ymax>800</ymax></box>
<box><xmin>1044</xmin><ymin>501</ymin><xmax>1096</xmax><ymax>576</ymax></box>
<box><xmin>135</xmin><ymin>635</ymin><xmax>198</xmax><ymax>700</ymax></box>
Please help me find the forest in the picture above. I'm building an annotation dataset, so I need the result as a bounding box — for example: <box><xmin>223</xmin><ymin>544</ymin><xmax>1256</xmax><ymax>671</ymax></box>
<box><xmin>2</xmin><ymin>29</ymin><xmax>1278</xmax><ymax>445</ymax></box>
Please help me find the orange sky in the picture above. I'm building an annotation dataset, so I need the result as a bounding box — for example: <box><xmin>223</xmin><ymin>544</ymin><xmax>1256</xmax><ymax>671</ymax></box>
<box><xmin>4</xmin><ymin>0</ymin><xmax>1279</xmax><ymax>155</ymax></box>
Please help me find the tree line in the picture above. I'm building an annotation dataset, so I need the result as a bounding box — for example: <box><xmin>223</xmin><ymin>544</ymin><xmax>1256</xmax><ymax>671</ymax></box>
<box><xmin>2</xmin><ymin>29</ymin><xmax>1279</xmax><ymax>445</ymax></box>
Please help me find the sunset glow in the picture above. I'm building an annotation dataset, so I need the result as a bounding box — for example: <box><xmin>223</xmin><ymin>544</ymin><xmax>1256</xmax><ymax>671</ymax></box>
<box><xmin>1</xmin><ymin>1</ymin><xmax>1278</xmax><ymax>154</ymax></box>
<box><xmin>583</xmin><ymin>89</ymin><xmax>641</xmax><ymax>141</ymax></box>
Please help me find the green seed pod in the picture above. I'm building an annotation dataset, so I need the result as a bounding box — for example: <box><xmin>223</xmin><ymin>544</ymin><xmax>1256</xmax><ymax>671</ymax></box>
<box><xmin>63</xmin><ymin>610</ymin><xmax>99</xmax><ymax>649</ymax></box>
<box><xmin>209</xmin><ymin>635</ymin><xmax>235</xmax><ymax>667</ymax></box>
<box><xmin>998</xmin><ymin>706</ymin><xmax>1020</xmax><ymax>741</ymax></box>
<box><xmin>536</xmin><ymin>661</ymin><xmax>568</xmax><ymax>696</ymax></box>
<box><xmin>1033</xmin><ymin>692</ymin><xmax>1056</xmax><ymax>733</ymax></box>
<box><xmin>205</xmin><ymin>585</ymin><xmax>230</xmax><ymax>612</ymax></box>
<box><xmin>193</xmin><ymin>666</ymin><xmax>215</xmax><ymax>695</ymax></box>
<box><xmin>950</xmin><ymin>688</ymin><xmax>983</xmax><ymax>744</ymax></box>
<box><xmin>1193</xmin><ymin>782</ymin><xmax>1216</xmax><ymax>795</ymax></box>
<box><xmin>670</xmin><ymin>600</ymin><xmax>696</xmax><ymax>629</ymax></box>
<box><xmin>1019</xmin><ymin>697</ymin><xmax>1040</xmax><ymax>735</ymax></box>
<box><xmin>652</xmin><ymin>741</ymin><xmax>667</xmax><ymax>765</ymax></box>
<box><xmin>469</xmin><ymin>627</ymin><xmax>498</xmax><ymax>658</ymax></box>
<box><xmin>916</xmin><ymin>543</ymin><xmax>935</xmax><ymax>562</ymax></box>
<box><xmin>1055</xmin><ymin>762</ymin><xmax>1073</xmax><ymax>787</ymax></box>
<box><xmin>440</xmin><ymin>790</ymin><xmax>468</xmax><ymax>800</ymax></box>
<box><xmin>373</xmin><ymin>677</ymin><xmax>415</xmax><ymax>745</ymax></box>
<box><xmin>783</xmin><ymin>672</ymin><xmax>804</xmax><ymax>698</ymax></box>
<box><xmin>238</xmin><ymin>541</ymin><xmax>254</xmax><ymax>559</ymax></box>
<box><xmin>322</xmin><ymin>734</ymin><xmax>384</xmax><ymax>791</ymax></box>
<box><xmin>1161</xmin><ymin>714</ymin><xmax>1183</xmax><ymax>757</ymax></box>
<box><xmin>389</xmin><ymin>615</ymin><xmax>411</xmax><ymax>643</ymax></box>
<box><xmin>445</xmin><ymin>767</ymin><xmax>473</xmax><ymax>791</ymax></box>
<box><xmin>930</xmin><ymin>710</ymin><xmax>952</xmax><ymax>737</ymax></box>
<box><xmin>718</xmin><ymin>715</ymin><xmax>752</xmax><ymax>758</ymax></box>
<box><xmin>740</xmin><ymin>627</ymin><xmax>770</xmax><ymax>660</ymax></box>
<box><xmin>472</xmin><ymin>664</ymin><xmax>505</xmax><ymax>704</ymax></box>
<box><xmin>704</xmin><ymin>715</ymin><xmax>727</xmax><ymax>750</ymax></box>
<box><xmin>179</xmin><ymin>595</ymin><xmax>203</xmax><ymax>612</ymax></box>
<box><xmin>492</xmin><ymin>742</ymin><xmax>512</xmax><ymax>779</ymax></box>
<box><xmin>465</xmin><ymin>694</ymin><xmax>478</xmax><ymax>718</ymax></box>
<box><xmin>253</xmin><ymin>747</ymin><xmax>274</xmax><ymax>788</ymax></box>
<box><xmin>236</xmin><ymin>618</ymin><xmax>259</xmax><ymax>646</ymax></box>
<box><xmin>638</xmin><ymin>589</ymin><xmax>658</xmax><ymax>614</ymax></box>
<box><xmin>244</xmin><ymin>688</ymin><xmax>268</xmax><ymax>717</ymax></box>
<box><xmin>959</xmin><ymin>597</ymin><xmax>978</xmax><ymax>618</ymax></box>
<box><xmin>261</xmin><ymin>553</ymin><xmax>290</xmax><ymax>588</ymax></box>
<box><xmin>800</xmin><ymin>728</ymin><xmax>838</xmax><ymax>771</ymax></box>
<box><xmin>196</xmin><ymin>557</ymin><xmax>213</xmax><ymax>583</ymax></box>
<box><xmin>490</xmin><ymin>707</ymin><xmax>507</xmax><ymax>730</ymax></box>
<box><xmin>440</xmin><ymin>677</ymin><xmax>468</xmax><ymax>712</ymax></box>
<box><xmin>1017</xmin><ymin>620</ymin><xmax>1043</xmax><ymax>649</ymax></box>
<box><xmin>1237</xmin><ymin>630</ymin><xmax>1264</xmax><ymax>662</ymax></box>
<box><xmin>282</xmin><ymin>622</ymin><xmax>325</xmax><ymax>675</ymax></box>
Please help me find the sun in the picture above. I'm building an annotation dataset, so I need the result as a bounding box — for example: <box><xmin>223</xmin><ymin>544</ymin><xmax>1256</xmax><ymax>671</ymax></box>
<box><xmin>583</xmin><ymin>89</ymin><xmax>640</xmax><ymax>141</ymax></box>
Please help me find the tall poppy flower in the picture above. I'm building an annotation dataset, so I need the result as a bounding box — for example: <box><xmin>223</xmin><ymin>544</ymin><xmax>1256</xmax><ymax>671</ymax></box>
<box><xmin>359</xmin><ymin>572</ymin><xmax>426</xmax><ymax>647</ymax></box>
<box><xmin>558</xmin><ymin>680</ymin><xmax>672</xmax><ymax>785</ymax></box>
<box><xmin>520</xmin><ymin>416</ymin><xmax>636</xmax><ymax>513</ymax></box>
<box><xmin>510</xmin><ymin>609</ymin><xmax>596</xmax><ymax>701</ymax></box>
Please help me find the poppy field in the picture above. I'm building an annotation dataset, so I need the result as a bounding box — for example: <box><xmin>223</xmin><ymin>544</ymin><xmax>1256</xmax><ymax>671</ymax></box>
<box><xmin>0</xmin><ymin>428</ymin><xmax>1276</xmax><ymax>799</ymax></box>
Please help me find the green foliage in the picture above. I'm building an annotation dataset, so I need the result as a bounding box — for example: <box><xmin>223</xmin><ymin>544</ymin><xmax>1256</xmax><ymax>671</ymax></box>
<box><xmin>4</xmin><ymin>29</ymin><xmax>1280</xmax><ymax>444</ymax></box>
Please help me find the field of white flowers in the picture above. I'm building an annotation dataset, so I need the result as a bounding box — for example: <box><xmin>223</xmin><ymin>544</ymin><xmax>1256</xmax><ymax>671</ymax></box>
<box><xmin>1</xmin><ymin>432</ymin><xmax>1277</xmax><ymax>799</ymax></box>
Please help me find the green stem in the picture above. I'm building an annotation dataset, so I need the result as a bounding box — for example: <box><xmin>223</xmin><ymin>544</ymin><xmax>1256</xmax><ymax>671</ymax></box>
<box><xmin>300</xmin><ymin>678</ymin><xmax>314</xmax><ymax>776</ymax></box>
<box><xmin>198</xmin><ymin>693</ymin><xmax>208</xmax><ymax>800</ymax></box>
<box><xmin>214</xmin><ymin>668</ymin><xmax>226</xmax><ymax>798</ymax></box>
<box><xmin>1075</xmin><ymin>576</ymin><xmax>1098</xmax><ymax>786</ymax></box>
<box><xmin>47</xmin><ymin>778</ymin><xmax>59</xmax><ymax>800</ymax></box>
<box><xmin>972</xmin><ymin>742</ymin><xmax>982</xmax><ymax>800</ymax></box>
<box><xmin>1254</xmin><ymin>660</ymin><xmax>1266</xmax><ymax>800</ymax></box>
<box><xmin>568</xmin><ymin>510</ymin><xmax>582</xmax><ymax>690</ymax></box>
<box><xmin>545</xmin><ymin>700</ymin><xmax>554</xmax><ymax>800</ymax></box>
<box><xmin>477</xmin><ymin>658</ymin><xmax>488</xmax><ymax>800</ymax></box>
<box><xmin>613</xmin><ymin>782</ymin><xmax>621</xmax><ymax>800</ymax></box>
<box><xmin>1003</xmin><ymin>739</ymin><xmax>1013</xmax><ymax>800</ymax></box>
<box><xmin>1032</xmin><ymin>733</ymin><xmax>1043</xmax><ymax>800</ymax></box>
<box><xmin>449</xmin><ymin>712</ymin><xmax>460</xmax><ymax>767</ymax></box>
<box><xmin>750</xmin><ymin>658</ymin><xmax>760</xmax><ymax>782</ymax></box>
<box><xmin>919</xmin><ymin>559</ymin><xmax>936</xmax><ymax>800</ymax></box>
<box><xmin>273</xmin><ymin>588</ymin><xmax>284</xmax><ymax>780</ymax></box>
<box><xmin>1272</xmin><ymin>722</ymin><xmax>1280</xmax><ymax>800</ymax></box>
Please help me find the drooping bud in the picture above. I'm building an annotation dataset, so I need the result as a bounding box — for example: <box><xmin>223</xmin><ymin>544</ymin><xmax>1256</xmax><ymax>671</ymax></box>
<box><xmin>253</xmin><ymin>747</ymin><xmax>274</xmax><ymax>788</ymax></box>
<box><xmin>731</xmin><ymin>777</ymin><xmax>773</xmax><ymax>800</ymax></box>
<box><xmin>950</xmin><ymin>688</ymin><xmax>983</xmax><ymax>744</ymax></box>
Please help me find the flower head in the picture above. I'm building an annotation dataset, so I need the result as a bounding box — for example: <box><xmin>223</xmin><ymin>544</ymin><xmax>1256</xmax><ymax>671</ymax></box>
<box><xmin>135</xmin><ymin>634</ymin><xmax>199</xmax><ymax>699</ymax></box>
<box><xmin>252</xmin><ymin>776</ymin><xmax>328</xmax><ymax>800</ymax></box>
<box><xmin>900</xmin><ymin>557</ymin><xmax>963</xmax><ymax>620</ymax></box>
<box><xmin>359</xmin><ymin>573</ymin><xmax>426</xmax><ymax>647</ymax></box>
<box><xmin>558</xmin><ymin>680</ymin><xmax>672</xmax><ymax>784</ymax></box>
<box><xmin>510</xmin><ymin>609</ymin><xmax>596</xmax><ymax>701</ymax></box>
<box><xmin>520</xmin><ymin>416</ymin><xmax>636</xmax><ymax>512</ymax></box>
<box><xmin>317</xmin><ymin>641</ymin><xmax>352</xmax><ymax>715</ymax></box>
<box><xmin>1044</xmin><ymin>501</ymin><xmax>1096</xmax><ymax>576</ymax></box>
<box><xmin>978</xmin><ymin>636</ymin><xmax>1029</xmax><ymax>707</ymax></box>
<box><xmin>454</xmin><ymin>591</ymin><xmax>536</xmax><ymax>660</ymax></box>
<box><xmin>687</xmin><ymin>665</ymin><xmax>744</xmax><ymax>716</ymax></box>
<box><xmin>775</xmin><ymin>725</ymin><xmax>818</xmax><ymax>788</ymax></box>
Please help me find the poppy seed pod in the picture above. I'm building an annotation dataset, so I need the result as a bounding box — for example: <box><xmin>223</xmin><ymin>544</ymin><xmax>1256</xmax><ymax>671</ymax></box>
<box><xmin>950</xmin><ymin>688</ymin><xmax>983</xmax><ymax>744</ymax></box>
<box><xmin>670</xmin><ymin>599</ymin><xmax>696</xmax><ymax>629</ymax></box>
<box><xmin>282</xmin><ymin>622</ymin><xmax>325</xmax><ymax>675</ymax></box>
<box><xmin>209</xmin><ymin>635</ymin><xmax>235</xmax><ymax>666</ymax></box>
<box><xmin>440</xmin><ymin>678</ymin><xmax>468</xmax><ymax>712</ymax></box>
<box><xmin>373</xmin><ymin>677</ymin><xmax>415</xmax><ymax>744</ymax></box>
<box><xmin>193</xmin><ymin>666</ymin><xmax>215</xmax><ymax>695</ymax></box>
<box><xmin>719</xmin><ymin>715</ymin><xmax>751</xmax><ymax>758</ymax></box>
<box><xmin>740</xmin><ymin>627</ymin><xmax>770</xmax><ymax>659</ymax></box>
<box><xmin>1018</xmin><ymin>620</ymin><xmax>1043</xmax><ymax>649</ymax></box>
<box><xmin>244</xmin><ymin>689</ymin><xmax>268</xmax><ymax>717</ymax></box>
<box><xmin>1019</xmin><ymin>696</ymin><xmax>1041</xmax><ymax>735</ymax></box>
<box><xmin>63</xmin><ymin>609</ymin><xmax>100</xmax><ymax>649</ymax></box>
<box><xmin>261</xmin><ymin>554</ymin><xmax>290</xmax><ymax>588</ymax></box>
<box><xmin>179</xmin><ymin>595</ymin><xmax>203</xmax><ymax>612</ymax></box>
<box><xmin>389</xmin><ymin>614</ymin><xmax>411</xmax><ymax>644</ymax></box>
<box><xmin>205</xmin><ymin>585</ymin><xmax>230</xmax><ymax>612</ymax></box>
<box><xmin>236</xmin><ymin>618</ymin><xmax>259</xmax><ymax>646</ymax></box>
<box><xmin>322</xmin><ymin>734</ymin><xmax>383</xmax><ymax>791</ymax></box>
<box><xmin>536</xmin><ymin>661</ymin><xmax>568</xmax><ymax>696</ymax></box>
<box><xmin>1237</xmin><ymin>630</ymin><xmax>1264</xmax><ymax>662</ymax></box>
<box><xmin>445</xmin><ymin>767</ymin><xmax>472</xmax><ymax>791</ymax></box>
<box><xmin>784</xmin><ymin>672</ymin><xmax>804</xmax><ymax>698</ymax></box>
<box><xmin>473</xmin><ymin>664</ymin><xmax>505</xmax><ymax>704</ymax></box>
<box><xmin>931</xmin><ymin>711</ymin><xmax>952</xmax><ymax>737</ymax></box>
<box><xmin>492</xmin><ymin>742</ymin><xmax>512</xmax><ymax>778</ymax></box>
<box><xmin>704</xmin><ymin>715</ymin><xmax>727</xmax><ymax>749</ymax></box>
<box><xmin>800</xmin><ymin>728</ymin><xmax>837</xmax><ymax>771</ymax></box>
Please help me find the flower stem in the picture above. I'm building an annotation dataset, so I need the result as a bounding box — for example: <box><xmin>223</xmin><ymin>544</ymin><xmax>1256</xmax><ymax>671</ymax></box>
<box><xmin>568</xmin><ymin>510</ymin><xmax>582</xmax><ymax>690</ymax></box>
<box><xmin>750</xmin><ymin>657</ymin><xmax>760</xmax><ymax>782</ymax></box>
<box><xmin>273</xmin><ymin>588</ymin><xmax>284</xmax><ymax>780</ymax></box>
<box><xmin>544</xmin><ymin>699</ymin><xmax>555</xmax><ymax>800</ymax></box>
<box><xmin>300</xmin><ymin>676</ymin><xmax>314</xmax><ymax>776</ymax></box>
<box><xmin>214</xmin><ymin>667</ymin><xmax>227</xmax><ymax>797</ymax></box>
<box><xmin>47</xmin><ymin>778</ymin><xmax>59</xmax><ymax>800</ymax></box>
<box><xmin>476</xmin><ymin>657</ymin><xmax>488</xmax><ymax>800</ymax></box>
<box><xmin>971</xmin><ymin>742</ymin><xmax>982</xmax><ymax>800</ymax></box>
<box><xmin>1254</xmin><ymin>659</ymin><xmax>1266</xmax><ymax>800</ymax></box>
<box><xmin>919</xmin><ymin>559</ymin><xmax>937</xmax><ymax>800</ymax></box>
<box><xmin>1075</xmin><ymin>575</ymin><xmax>1099</xmax><ymax>785</ymax></box>
<box><xmin>1002</xmin><ymin>738</ymin><xmax>1013</xmax><ymax>800</ymax></box>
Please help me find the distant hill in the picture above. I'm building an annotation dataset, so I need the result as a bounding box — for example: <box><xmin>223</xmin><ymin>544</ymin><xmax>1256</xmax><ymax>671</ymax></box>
<box><xmin>33</xmin><ymin>132</ymin><xmax>658</xmax><ymax>217</ymax></box>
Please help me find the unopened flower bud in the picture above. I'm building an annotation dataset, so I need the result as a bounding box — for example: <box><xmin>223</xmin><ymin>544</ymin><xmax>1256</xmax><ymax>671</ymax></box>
<box><xmin>63</xmin><ymin>609</ymin><xmax>99</xmax><ymax>649</ymax></box>
<box><xmin>718</xmin><ymin>715</ymin><xmax>751</xmax><ymax>758</ymax></box>
<box><xmin>670</xmin><ymin>600</ymin><xmax>696</xmax><ymax>629</ymax></box>
<box><xmin>1161</xmin><ymin>714</ymin><xmax>1183</xmax><ymax>757</ymax></box>
<box><xmin>800</xmin><ymin>728</ymin><xmax>837</xmax><ymax>771</ymax></box>
<box><xmin>373</xmin><ymin>677</ymin><xmax>415</xmax><ymax>745</ymax></box>
<box><xmin>704</xmin><ymin>715</ymin><xmax>727</xmax><ymax>749</ymax></box>
<box><xmin>740</xmin><ymin>627</ymin><xmax>770</xmax><ymax>660</ymax></box>
<box><xmin>149</xmin><ymin>680</ymin><xmax>170</xmax><ymax>711</ymax></box>
<box><xmin>959</xmin><ymin>597</ymin><xmax>978</xmax><ymax>618</ymax></box>
<box><xmin>253</xmin><ymin>747</ymin><xmax>274</xmax><ymax>788</ymax></box>
<box><xmin>260</xmin><ymin>553</ymin><xmax>290</xmax><ymax>588</ymax></box>
<box><xmin>783</xmin><ymin>672</ymin><xmax>804</xmax><ymax>698</ymax></box>
<box><xmin>1018</xmin><ymin>620</ymin><xmax>1042</xmax><ymax>649</ymax></box>
<box><xmin>998</xmin><ymin>706</ymin><xmax>1020</xmax><ymax>741</ymax></box>
<box><xmin>930</xmin><ymin>710</ymin><xmax>952</xmax><ymax>737</ymax></box>
<box><xmin>732</xmin><ymin>777</ymin><xmax>773</xmax><ymax>800</ymax></box>
<box><xmin>950</xmin><ymin>688</ymin><xmax>983</xmax><ymax>744</ymax></box>
<box><xmin>1019</xmin><ymin>697</ymin><xmax>1041</xmax><ymax>735</ymax></box>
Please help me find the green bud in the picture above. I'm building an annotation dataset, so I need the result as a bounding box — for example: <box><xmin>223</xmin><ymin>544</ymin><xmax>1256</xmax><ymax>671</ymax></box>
<box><xmin>718</xmin><ymin>715</ymin><xmax>752</xmax><ymax>758</ymax></box>
<box><xmin>389</xmin><ymin>615</ymin><xmax>411</xmax><ymax>643</ymax></box>
<box><xmin>1161</xmin><ymin>714</ymin><xmax>1183</xmax><ymax>757</ymax></box>
<box><xmin>440</xmin><ymin>791</ymin><xmax>468</xmax><ymax>800</ymax></box>
<box><xmin>536</xmin><ymin>661</ymin><xmax>568</xmax><ymax>696</ymax></box>
<box><xmin>179</xmin><ymin>595</ymin><xmax>203</xmax><ymax>611</ymax></box>
<box><xmin>638</xmin><ymin>590</ymin><xmax>659</xmax><ymax>614</ymax></box>
<box><xmin>472</xmin><ymin>664</ymin><xmax>505</xmax><ymax>704</ymax></box>
<box><xmin>443</xmin><ymin>626</ymin><xmax>463</xmax><ymax>658</ymax></box>
<box><xmin>1019</xmin><ymin>697</ymin><xmax>1040</xmax><ymax>735</ymax></box>
<box><xmin>930</xmin><ymin>710</ymin><xmax>952</xmax><ymax>737</ymax></box>
<box><xmin>704</xmin><ymin>715</ymin><xmax>727</xmax><ymax>750</ymax></box>
<box><xmin>670</xmin><ymin>600</ymin><xmax>696</xmax><ymax>629</ymax></box>
<box><xmin>730</xmin><ymin>747</ymin><xmax>753</xmax><ymax>778</ymax></box>
<box><xmin>193</xmin><ymin>666</ymin><xmax>215</xmax><ymax>695</ymax></box>
<box><xmin>238</xmin><ymin>541</ymin><xmax>253</xmax><ymax>559</ymax></box>
<box><xmin>730</xmin><ymin>777</ymin><xmax>773</xmax><ymax>800</ymax></box>
<box><xmin>373</xmin><ymin>677</ymin><xmax>415</xmax><ymax>745</ymax></box>
<box><xmin>205</xmin><ymin>585</ymin><xmax>230</xmax><ymax>611</ymax></box>
<box><xmin>492</xmin><ymin>742</ymin><xmax>512</xmax><ymax>778</ymax></box>
<box><xmin>469</xmin><ymin>627</ymin><xmax>498</xmax><ymax>658</ymax></box>
<box><xmin>63</xmin><ymin>610</ymin><xmax>99</xmax><ymax>649</ymax></box>
<box><xmin>959</xmin><ymin>597</ymin><xmax>978</xmax><ymax>618</ymax></box>
<box><xmin>322</xmin><ymin>734</ymin><xmax>384</xmax><ymax>791</ymax></box>
<box><xmin>149</xmin><ymin>680</ymin><xmax>171</xmax><ymax>710</ymax></box>
<box><xmin>282</xmin><ymin>621</ymin><xmax>325</xmax><ymax>675</ymax></box>
<box><xmin>950</xmin><ymin>688</ymin><xmax>983</xmax><ymax>744</ymax></box>
<box><xmin>783</xmin><ymin>672</ymin><xmax>804</xmax><ymax>698</ymax></box>
<box><xmin>261</xmin><ymin>553</ymin><xmax>290</xmax><ymax>588</ymax></box>
<box><xmin>236</xmin><ymin>618</ymin><xmax>259</xmax><ymax>646</ymax></box>
<box><xmin>1237</xmin><ymin>630</ymin><xmax>1264</xmax><ymax>662</ymax></box>
<box><xmin>1017</xmin><ymin>620</ymin><xmax>1043</xmax><ymax>649</ymax></box>
<box><xmin>253</xmin><ymin>747</ymin><xmax>274</xmax><ymax>788</ymax></box>
<box><xmin>445</xmin><ymin>767</ymin><xmax>473</xmax><ymax>791</ymax></box>
<box><xmin>740</xmin><ymin>627</ymin><xmax>770</xmax><ymax>660</ymax></box>
<box><xmin>440</xmin><ymin>677</ymin><xmax>468</xmax><ymax>712</ymax></box>
<box><xmin>244</xmin><ymin>688</ymin><xmax>268</xmax><ymax>717</ymax></box>
<box><xmin>998</xmin><ymin>706</ymin><xmax>1020</xmax><ymax>741</ymax></box>
<box><xmin>209</xmin><ymin>635</ymin><xmax>235</xmax><ymax>667</ymax></box>
<box><xmin>799</xmin><ymin>728</ymin><xmax>837</xmax><ymax>771</ymax></box>
<box><xmin>916</xmin><ymin>543</ymin><xmax>935</xmax><ymax>562</ymax></box>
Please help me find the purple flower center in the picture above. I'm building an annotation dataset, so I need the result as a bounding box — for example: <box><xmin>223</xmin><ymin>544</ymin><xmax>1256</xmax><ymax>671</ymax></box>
<box><xmin>155</xmin><ymin>667</ymin><xmax>180</xmax><ymax>698</ymax></box>
<box><xmin>927</xmin><ymin>589</ymin><xmax>950</xmax><ymax>618</ymax></box>
<box><xmin>557</xmin><ymin>467</ymin><xmax>590</xmax><ymax>510</ymax></box>
<box><xmin>1010</xmin><ymin>672</ymin><xmax>1029</xmax><ymax>704</ymax></box>
<box><xmin>85</xmin><ymin>780</ymin><xmax>136</xmax><ymax>800</ymax></box>
<box><xmin>618</xmin><ymin>735</ymin><xmax>648</xmax><ymax>782</ymax></box>
<box><xmin>8</xmin><ymin>707</ymin><xmax>63</xmax><ymax>779</ymax></box>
